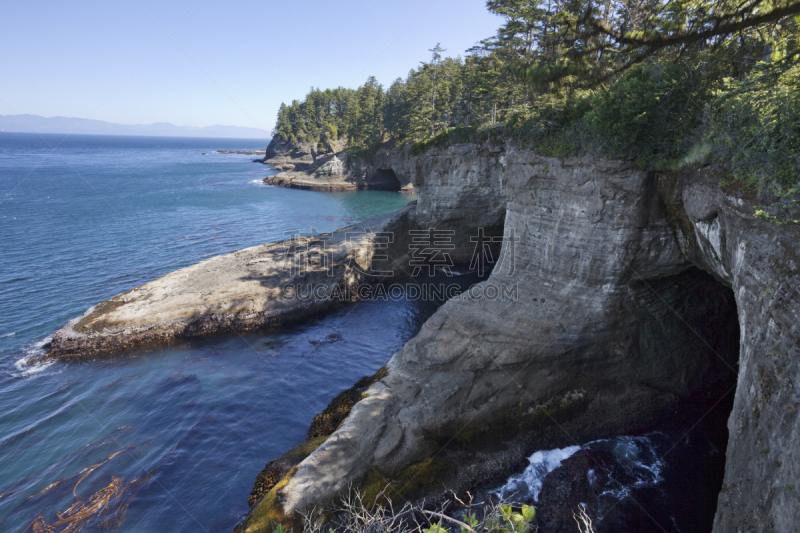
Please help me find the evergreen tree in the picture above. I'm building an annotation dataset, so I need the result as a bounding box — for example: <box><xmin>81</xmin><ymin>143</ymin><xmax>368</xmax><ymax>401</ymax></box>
<box><xmin>270</xmin><ymin>0</ymin><xmax>800</xmax><ymax>186</ymax></box>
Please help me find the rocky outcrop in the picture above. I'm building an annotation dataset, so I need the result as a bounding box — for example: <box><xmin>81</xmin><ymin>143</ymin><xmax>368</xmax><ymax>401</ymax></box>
<box><xmin>245</xmin><ymin>368</ymin><xmax>387</xmax><ymax>524</ymax></box>
<box><xmin>659</xmin><ymin>171</ymin><xmax>800</xmax><ymax>533</ymax></box>
<box><xmin>263</xmin><ymin>141</ymin><xmax>506</xmax><ymax>263</ymax></box>
<box><xmin>45</xmin><ymin>208</ymin><xmax>416</xmax><ymax>361</ymax></box>
<box><xmin>44</xmin><ymin>131</ymin><xmax>798</xmax><ymax>531</ymax></box>
<box><xmin>262</xmin><ymin>136</ymin><xmax>348</xmax><ymax>165</ymax></box>
<box><xmin>263</xmin><ymin>138</ymin><xmax>318</xmax><ymax>164</ymax></box>
<box><xmin>247</xmin><ymin>144</ymin><xmax>799</xmax><ymax>533</ymax></box>
<box><xmin>402</xmin><ymin>142</ymin><xmax>507</xmax><ymax>262</ymax></box>
<box><xmin>47</xmin><ymin>141</ymin><xmax>510</xmax><ymax>362</ymax></box>
<box><xmin>260</xmin><ymin>143</ymin><xmax>415</xmax><ymax>193</ymax></box>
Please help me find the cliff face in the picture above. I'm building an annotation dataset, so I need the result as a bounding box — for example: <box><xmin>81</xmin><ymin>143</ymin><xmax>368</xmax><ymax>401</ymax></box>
<box><xmin>263</xmin><ymin>137</ymin><xmax>317</xmax><ymax>163</ymax></box>
<box><xmin>256</xmin><ymin>143</ymin><xmax>799</xmax><ymax>532</ymax></box>
<box><xmin>263</xmin><ymin>136</ymin><xmax>347</xmax><ymax>163</ymax></box>
<box><xmin>659</xmin><ymin>171</ymin><xmax>800</xmax><ymax>532</ymax></box>
<box><xmin>403</xmin><ymin>142</ymin><xmax>507</xmax><ymax>263</ymax></box>
<box><xmin>260</xmin><ymin>141</ymin><xmax>415</xmax><ymax>192</ymax></box>
<box><xmin>45</xmin><ymin>134</ymin><xmax>798</xmax><ymax>529</ymax></box>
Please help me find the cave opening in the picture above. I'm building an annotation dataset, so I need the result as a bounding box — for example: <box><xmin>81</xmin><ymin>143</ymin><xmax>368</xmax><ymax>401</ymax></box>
<box><xmin>368</xmin><ymin>168</ymin><xmax>403</xmax><ymax>191</ymax></box>
<box><xmin>656</xmin><ymin>267</ymin><xmax>740</xmax><ymax>533</ymax></box>
<box><xmin>600</xmin><ymin>266</ymin><xmax>741</xmax><ymax>533</ymax></box>
<box><xmin>515</xmin><ymin>267</ymin><xmax>742</xmax><ymax>533</ymax></box>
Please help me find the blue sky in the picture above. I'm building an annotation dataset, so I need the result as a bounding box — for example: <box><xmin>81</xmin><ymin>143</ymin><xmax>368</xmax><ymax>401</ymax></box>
<box><xmin>0</xmin><ymin>1</ymin><xmax>502</xmax><ymax>134</ymax></box>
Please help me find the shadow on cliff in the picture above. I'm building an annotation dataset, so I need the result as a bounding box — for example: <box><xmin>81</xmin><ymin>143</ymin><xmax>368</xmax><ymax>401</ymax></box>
<box><xmin>522</xmin><ymin>267</ymin><xmax>741</xmax><ymax>533</ymax></box>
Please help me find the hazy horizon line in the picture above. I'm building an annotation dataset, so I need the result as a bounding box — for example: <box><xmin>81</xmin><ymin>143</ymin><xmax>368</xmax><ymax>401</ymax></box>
<box><xmin>0</xmin><ymin>113</ymin><xmax>272</xmax><ymax>140</ymax></box>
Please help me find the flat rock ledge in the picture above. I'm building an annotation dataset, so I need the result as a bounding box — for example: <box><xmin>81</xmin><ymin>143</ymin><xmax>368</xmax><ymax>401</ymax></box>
<box><xmin>259</xmin><ymin>148</ymin><xmax>416</xmax><ymax>193</ymax></box>
<box><xmin>45</xmin><ymin>208</ymin><xmax>412</xmax><ymax>361</ymax></box>
<box><xmin>264</xmin><ymin>173</ymin><xmax>360</xmax><ymax>192</ymax></box>
<box><xmin>263</xmin><ymin>169</ymin><xmax>414</xmax><ymax>194</ymax></box>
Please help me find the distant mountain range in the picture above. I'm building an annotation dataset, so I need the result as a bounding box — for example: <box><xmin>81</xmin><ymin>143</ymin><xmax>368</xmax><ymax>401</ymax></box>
<box><xmin>0</xmin><ymin>114</ymin><xmax>271</xmax><ymax>139</ymax></box>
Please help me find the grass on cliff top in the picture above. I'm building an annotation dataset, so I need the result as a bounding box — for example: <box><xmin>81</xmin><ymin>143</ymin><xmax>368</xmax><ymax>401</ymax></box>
<box><xmin>408</xmin><ymin>126</ymin><xmax>505</xmax><ymax>157</ymax></box>
<box><xmin>405</xmin><ymin>58</ymin><xmax>800</xmax><ymax>223</ymax></box>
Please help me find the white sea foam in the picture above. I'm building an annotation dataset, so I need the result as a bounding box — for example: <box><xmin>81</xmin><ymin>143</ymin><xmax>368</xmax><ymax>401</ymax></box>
<box><xmin>492</xmin><ymin>435</ymin><xmax>665</xmax><ymax>506</ymax></box>
<box><xmin>493</xmin><ymin>445</ymin><xmax>581</xmax><ymax>501</ymax></box>
<box><xmin>595</xmin><ymin>435</ymin><xmax>664</xmax><ymax>501</ymax></box>
<box><xmin>1</xmin><ymin>331</ymin><xmax>16</xmax><ymax>338</ymax></box>
<box><xmin>11</xmin><ymin>336</ymin><xmax>55</xmax><ymax>378</ymax></box>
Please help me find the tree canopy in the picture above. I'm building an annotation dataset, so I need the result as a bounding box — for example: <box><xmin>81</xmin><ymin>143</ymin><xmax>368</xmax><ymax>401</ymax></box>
<box><xmin>272</xmin><ymin>0</ymin><xmax>799</xmax><ymax>208</ymax></box>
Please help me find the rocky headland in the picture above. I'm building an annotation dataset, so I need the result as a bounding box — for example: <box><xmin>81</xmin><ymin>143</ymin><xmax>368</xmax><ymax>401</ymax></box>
<box><xmin>47</xmin><ymin>138</ymin><xmax>799</xmax><ymax>532</ymax></box>
<box><xmin>45</xmin><ymin>210</ymin><xmax>416</xmax><ymax>361</ymax></box>
<box><xmin>257</xmin><ymin>137</ymin><xmax>415</xmax><ymax>193</ymax></box>
<box><xmin>244</xmin><ymin>141</ymin><xmax>799</xmax><ymax>533</ymax></box>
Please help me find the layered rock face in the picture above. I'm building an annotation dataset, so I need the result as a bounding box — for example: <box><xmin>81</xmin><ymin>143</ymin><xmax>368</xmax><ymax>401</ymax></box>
<box><xmin>260</xmin><ymin>138</ymin><xmax>414</xmax><ymax>192</ymax></box>
<box><xmin>263</xmin><ymin>138</ymin><xmax>317</xmax><ymax>163</ymax></box>
<box><xmin>262</xmin><ymin>151</ymin><xmax>414</xmax><ymax>192</ymax></box>
<box><xmin>259</xmin><ymin>145</ymin><xmax>799</xmax><ymax>533</ymax></box>
<box><xmin>403</xmin><ymin>143</ymin><xmax>507</xmax><ymax>263</ymax></box>
<box><xmin>658</xmin><ymin>172</ymin><xmax>800</xmax><ymax>532</ymax></box>
<box><xmin>340</xmin><ymin>142</ymin><xmax>507</xmax><ymax>264</ymax></box>
<box><xmin>263</xmin><ymin>137</ymin><xmax>346</xmax><ymax>163</ymax></box>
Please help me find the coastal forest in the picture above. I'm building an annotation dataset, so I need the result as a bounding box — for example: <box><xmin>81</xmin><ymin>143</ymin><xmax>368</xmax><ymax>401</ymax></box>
<box><xmin>272</xmin><ymin>0</ymin><xmax>799</xmax><ymax>211</ymax></box>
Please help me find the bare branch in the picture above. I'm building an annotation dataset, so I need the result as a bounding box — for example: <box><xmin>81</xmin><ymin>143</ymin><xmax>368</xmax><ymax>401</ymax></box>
<box><xmin>419</xmin><ymin>510</ymin><xmax>476</xmax><ymax>533</ymax></box>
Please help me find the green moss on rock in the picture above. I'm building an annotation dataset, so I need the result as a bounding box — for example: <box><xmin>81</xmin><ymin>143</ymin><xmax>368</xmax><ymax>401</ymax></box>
<box><xmin>307</xmin><ymin>367</ymin><xmax>388</xmax><ymax>439</ymax></box>
<box><xmin>245</xmin><ymin>366</ymin><xmax>391</xmax><ymax>526</ymax></box>
<box><xmin>245</xmin><ymin>466</ymin><xmax>298</xmax><ymax>533</ymax></box>
<box><xmin>361</xmin><ymin>457</ymin><xmax>454</xmax><ymax>508</ymax></box>
<box><xmin>248</xmin><ymin>437</ymin><xmax>327</xmax><ymax>506</ymax></box>
<box><xmin>453</xmin><ymin>389</ymin><xmax>590</xmax><ymax>446</ymax></box>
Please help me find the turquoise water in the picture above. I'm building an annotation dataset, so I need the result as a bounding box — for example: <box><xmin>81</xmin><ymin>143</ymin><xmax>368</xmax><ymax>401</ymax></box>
<box><xmin>0</xmin><ymin>133</ymin><xmax>426</xmax><ymax>532</ymax></box>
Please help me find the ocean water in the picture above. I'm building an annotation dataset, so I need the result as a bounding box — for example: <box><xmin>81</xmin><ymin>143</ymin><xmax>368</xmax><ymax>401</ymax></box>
<box><xmin>489</xmin><ymin>395</ymin><xmax>734</xmax><ymax>533</ymax></box>
<box><xmin>492</xmin><ymin>436</ymin><xmax>667</xmax><ymax>511</ymax></box>
<box><xmin>493</xmin><ymin>445</ymin><xmax>583</xmax><ymax>502</ymax></box>
<box><xmin>0</xmin><ymin>133</ymin><xmax>428</xmax><ymax>532</ymax></box>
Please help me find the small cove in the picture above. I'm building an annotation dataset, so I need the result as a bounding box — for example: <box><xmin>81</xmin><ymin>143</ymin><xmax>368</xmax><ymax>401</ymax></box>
<box><xmin>0</xmin><ymin>133</ymin><xmax>424</xmax><ymax>532</ymax></box>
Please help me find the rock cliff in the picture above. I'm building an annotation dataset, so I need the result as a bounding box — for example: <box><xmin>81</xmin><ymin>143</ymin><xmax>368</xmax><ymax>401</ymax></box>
<box><xmin>247</xmin><ymin>143</ymin><xmax>799</xmax><ymax>533</ymax></box>
<box><xmin>260</xmin><ymin>140</ymin><xmax>415</xmax><ymax>193</ymax></box>
<box><xmin>45</xmin><ymin>135</ymin><xmax>798</xmax><ymax>531</ymax></box>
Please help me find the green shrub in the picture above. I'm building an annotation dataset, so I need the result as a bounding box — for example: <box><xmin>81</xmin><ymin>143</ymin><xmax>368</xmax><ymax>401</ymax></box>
<box><xmin>705</xmin><ymin>65</ymin><xmax>800</xmax><ymax>197</ymax></box>
<box><xmin>275</xmin><ymin>490</ymin><xmax>595</xmax><ymax>533</ymax></box>
<box><xmin>580</xmin><ymin>61</ymin><xmax>715</xmax><ymax>166</ymax></box>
